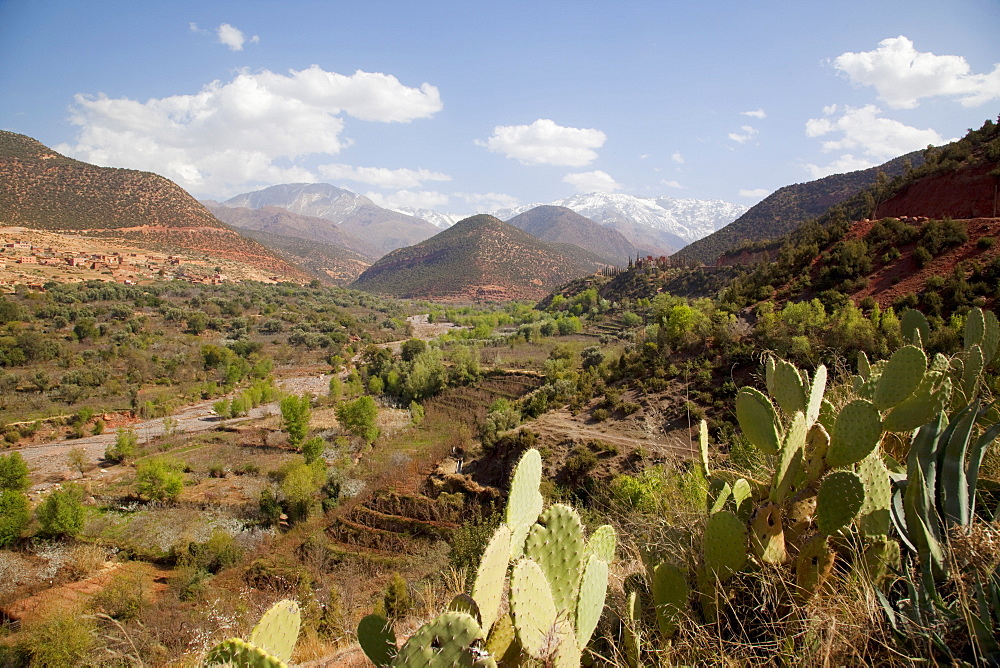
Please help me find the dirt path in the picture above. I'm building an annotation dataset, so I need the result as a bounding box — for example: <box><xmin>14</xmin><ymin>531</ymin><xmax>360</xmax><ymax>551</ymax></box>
<box><xmin>13</xmin><ymin>374</ymin><xmax>331</xmax><ymax>495</ymax></box>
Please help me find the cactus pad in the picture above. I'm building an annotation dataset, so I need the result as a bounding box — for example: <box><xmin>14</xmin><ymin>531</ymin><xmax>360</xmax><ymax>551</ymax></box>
<box><xmin>391</xmin><ymin>611</ymin><xmax>484</xmax><ymax>667</ymax></box>
<box><xmin>736</xmin><ymin>387</ymin><xmax>781</xmax><ymax>456</ymax></box>
<box><xmin>505</xmin><ymin>448</ymin><xmax>543</xmax><ymax>560</ymax></box>
<box><xmin>771</xmin><ymin>358</ymin><xmax>807</xmax><ymax>416</ymax></box>
<box><xmin>794</xmin><ymin>534</ymin><xmax>835</xmax><ymax>601</ymax></box>
<box><xmin>472</xmin><ymin>524</ymin><xmax>511</xmax><ymax>632</ymax></box>
<box><xmin>901</xmin><ymin>309</ymin><xmax>930</xmax><ymax>348</ymax></box>
<box><xmin>248</xmin><ymin>599</ymin><xmax>300</xmax><ymax>664</ymax></box>
<box><xmin>484</xmin><ymin>614</ymin><xmax>520</xmax><ymax>665</ymax></box>
<box><xmin>552</xmin><ymin>623</ymin><xmax>581</xmax><ymax>668</ymax></box>
<box><xmin>650</xmin><ymin>561</ymin><xmax>688</xmax><ymax>639</ymax></box>
<box><xmin>771</xmin><ymin>411</ymin><xmax>807</xmax><ymax>505</ymax></box>
<box><xmin>874</xmin><ymin>345</ymin><xmax>926</xmax><ymax>411</ymax></box>
<box><xmin>806</xmin><ymin>364</ymin><xmax>827</xmax><ymax>427</ymax></box>
<box><xmin>204</xmin><ymin>638</ymin><xmax>286</xmax><ymax>667</ymax></box>
<box><xmin>732</xmin><ymin>478</ymin><xmax>753</xmax><ymax>520</ymax></box>
<box><xmin>449</xmin><ymin>594</ymin><xmax>482</xmax><ymax>624</ymax></box>
<box><xmin>816</xmin><ymin>471</ymin><xmax>864</xmax><ymax>535</ymax></box>
<box><xmin>883</xmin><ymin>373</ymin><xmax>951</xmax><ymax>433</ymax></box>
<box><xmin>699</xmin><ymin>418</ymin><xmax>711</xmax><ymax>476</ymax></box>
<box><xmin>575</xmin><ymin>553</ymin><xmax>608</xmax><ymax>649</ymax></box>
<box><xmin>357</xmin><ymin>614</ymin><xmax>397</xmax><ymax>667</ymax></box>
<box><xmin>585</xmin><ymin>524</ymin><xmax>616</xmax><ymax>564</ymax></box>
<box><xmin>857</xmin><ymin>454</ymin><xmax>891</xmax><ymax>537</ymax></box>
<box><xmin>751</xmin><ymin>502</ymin><xmax>788</xmax><ymax>565</ymax></box>
<box><xmin>827</xmin><ymin>399</ymin><xmax>882</xmax><ymax>468</ymax></box>
<box><xmin>510</xmin><ymin>558</ymin><xmax>559</xmax><ymax>659</ymax></box>
<box><xmin>860</xmin><ymin>537</ymin><xmax>901</xmax><ymax>585</ymax></box>
<box><xmin>803</xmin><ymin>423</ymin><xmax>831</xmax><ymax>484</ymax></box>
<box><xmin>857</xmin><ymin>351</ymin><xmax>872</xmax><ymax>380</ymax></box>
<box><xmin>703</xmin><ymin>510</ymin><xmax>748</xmax><ymax>582</ymax></box>
<box><xmin>965</xmin><ymin>306</ymin><xmax>986</xmax><ymax>352</ymax></box>
<box><xmin>962</xmin><ymin>343</ymin><xmax>984</xmax><ymax>401</ymax></box>
<box><xmin>525</xmin><ymin>504</ymin><xmax>585</xmax><ymax>615</ymax></box>
<box><xmin>623</xmin><ymin>590</ymin><xmax>642</xmax><ymax>668</ymax></box>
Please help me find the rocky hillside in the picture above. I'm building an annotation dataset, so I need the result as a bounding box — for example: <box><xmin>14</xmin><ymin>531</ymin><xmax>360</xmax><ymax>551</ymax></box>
<box><xmin>234</xmin><ymin>228</ymin><xmax>372</xmax><ymax>285</ymax></box>
<box><xmin>506</xmin><ymin>205</ymin><xmax>637</xmax><ymax>266</ymax></box>
<box><xmin>352</xmin><ymin>214</ymin><xmax>603</xmax><ymax>301</ymax></box>
<box><xmin>0</xmin><ymin>131</ymin><xmax>308</xmax><ymax>281</ymax></box>
<box><xmin>220</xmin><ymin>183</ymin><xmax>439</xmax><ymax>255</ymax></box>
<box><xmin>673</xmin><ymin>151</ymin><xmax>923</xmax><ymax>265</ymax></box>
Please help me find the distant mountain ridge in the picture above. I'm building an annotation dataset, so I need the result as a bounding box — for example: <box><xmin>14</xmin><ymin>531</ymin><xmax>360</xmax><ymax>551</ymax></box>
<box><xmin>493</xmin><ymin>192</ymin><xmax>748</xmax><ymax>255</ymax></box>
<box><xmin>220</xmin><ymin>183</ymin><xmax>439</xmax><ymax>255</ymax></box>
<box><xmin>352</xmin><ymin>214</ymin><xmax>603</xmax><ymax>301</ymax></box>
<box><xmin>506</xmin><ymin>205</ymin><xmax>637</xmax><ymax>265</ymax></box>
<box><xmin>205</xmin><ymin>203</ymin><xmax>382</xmax><ymax>260</ymax></box>
<box><xmin>673</xmin><ymin>151</ymin><xmax>924</xmax><ymax>265</ymax></box>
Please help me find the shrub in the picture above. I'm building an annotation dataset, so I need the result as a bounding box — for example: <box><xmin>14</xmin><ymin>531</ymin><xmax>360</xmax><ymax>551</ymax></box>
<box><xmin>335</xmin><ymin>395</ymin><xmax>379</xmax><ymax>445</ymax></box>
<box><xmin>105</xmin><ymin>426</ymin><xmax>138</xmax><ymax>463</ymax></box>
<box><xmin>565</xmin><ymin>445</ymin><xmax>598</xmax><ymax>480</ymax></box>
<box><xmin>0</xmin><ymin>451</ymin><xmax>30</xmax><ymax>491</ymax></box>
<box><xmin>36</xmin><ymin>484</ymin><xmax>86</xmax><ymax>538</ymax></box>
<box><xmin>90</xmin><ymin>569</ymin><xmax>148</xmax><ymax>621</ymax></box>
<box><xmin>134</xmin><ymin>458</ymin><xmax>185</xmax><ymax>502</ymax></box>
<box><xmin>280</xmin><ymin>394</ymin><xmax>312</xmax><ymax>447</ymax></box>
<box><xmin>382</xmin><ymin>573</ymin><xmax>412</xmax><ymax>620</ymax></box>
<box><xmin>592</xmin><ymin>408</ymin><xmax>610</xmax><ymax>422</ymax></box>
<box><xmin>301</xmin><ymin>436</ymin><xmax>326</xmax><ymax>465</ymax></box>
<box><xmin>20</xmin><ymin>609</ymin><xmax>95</xmax><ymax>667</ymax></box>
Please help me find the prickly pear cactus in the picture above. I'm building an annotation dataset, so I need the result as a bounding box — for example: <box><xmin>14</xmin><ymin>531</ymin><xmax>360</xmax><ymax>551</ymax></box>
<box><xmin>882</xmin><ymin>373</ymin><xmax>951</xmax><ymax>432</ymax></box>
<box><xmin>874</xmin><ymin>345</ymin><xmax>926</xmax><ymax>411</ymax></box>
<box><xmin>703</xmin><ymin>510</ymin><xmax>748</xmax><ymax>582</ymax></box>
<box><xmin>575</xmin><ymin>553</ymin><xmax>608</xmax><ymax>649</ymax></box>
<box><xmin>857</xmin><ymin>453</ymin><xmax>891</xmax><ymax>537</ymax></box>
<box><xmin>771</xmin><ymin>412</ymin><xmax>807</xmax><ymax>505</ymax></box>
<box><xmin>391</xmin><ymin>611</ymin><xmax>485</xmax><ymax>667</ymax></box>
<box><xmin>357</xmin><ymin>614</ymin><xmax>397</xmax><ymax>667</ymax></box>
<box><xmin>472</xmin><ymin>524</ymin><xmax>511</xmax><ymax>632</ymax></box>
<box><xmin>794</xmin><ymin>534</ymin><xmax>835</xmax><ymax>601</ymax></box>
<box><xmin>771</xmin><ymin>358</ymin><xmax>807</xmax><ymax>416</ymax></box>
<box><xmin>750</xmin><ymin>502</ymin><xmax>787</xmax><ymax>565</ymax></box>
<box><xmin>623</xmin><ymin>590</ymin><xmax>642</xmax><ymax>668</ymax></box>
<box><xmin>900</xmin><ymin>308</ymin><xmax>930</xmax><ymax>348</ymax></box>
<box><xmin>815</xmin><ymin>471</ymin><xmax>865</xmax><ymax>536</ymax></box>
<box><xmin>205</xmin><ymin>638</ymin><xmax>286</xmax><ymax>668</ymax></box>
<box><xmin>827</xmin><ymin>399</ymin><xmax>882</xmax><ymax>468</ymax></box>
<box><xmin>585</xmin><ymin>524</ymin><xmax>617</xmax><ymax>563</ymax></box>
<box><xmin>506</xmin><ymin>448</ymin><xmax>543</xmax><ymax>560</ymax></box>
<box><xmin>248</xmin><ymin>599</ymin><xmax>300</xmax><ymax>664</ymax></box>
<box><xmin>651</xmin><ymin>561</ymin><xmax>688</xmax><ymax>639</ymax></box>
<box><xmin>484</xmin><ymin>614</ymin><xmax>519</xmax><ymax>665</ymax></box>
<box><xmin>736</xmin><ymin>387</ymin><xmax>782</xmax><ymax>456</ymax></box>
<box><xmin>525</xmin><ymin>504</ymin><xmax>585</xmax><ymax>615</ymax></box>
<box><xmin>510</xmin><ymin>558</ymin><xmax>560</xmax><ymax>659</ymax></box>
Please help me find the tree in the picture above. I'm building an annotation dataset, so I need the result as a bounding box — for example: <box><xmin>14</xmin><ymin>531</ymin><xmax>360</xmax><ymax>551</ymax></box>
<box><xmin>105</xmin><ymin>427</ymin><xmax>138</xmax><ymax>463</ymax></box>
<box><xmin>0</xmin><ymin>451</ymin><xmax>30</xmax><ymax>491</ymax></box>
<box><xmin>336</xmin><ymin>395</ymin><xmax>379</xmax><ymax>445</ymax></box>
<box><xmin>400</xmin><ymin>338</ymin><xmax>427</xmax><ymax>362</ymax></box>
<box><xmin>301</xmin><ymin>436</ymin><xmax>326</xmax><ymax>465</ymax></box>
<box><xmin>279</xmin><ymin>459</ymin><xmax>321</xmax><ymax>522</ymax></box>
<box><xmin>0</xmin><ymin>489</ymin><xmax>30</xmax><ymax>546</ymax></box>
<box><xmin>134</xmin><ymin>458</ymin><xmax>184</xmax><ymax>502</ymax></box>
<box><xmin>280</xmin><ymin>394</ymin><xmax>312</xmax><ymax>447</ymax></box>
<box><xmin>36</xmin><ymin>484</ymin><xmax>86</xmax><ymax>538</ymax></box>
<box><xmin>67</xmin><ymin>447</ymin><xmax>89</xmax><ymax>476</ymax></box>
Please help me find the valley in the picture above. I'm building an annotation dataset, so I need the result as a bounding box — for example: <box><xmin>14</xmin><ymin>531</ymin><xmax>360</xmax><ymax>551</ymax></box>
<box><xmin>0</xmin><ymin>120</ymin><xmax>999</xmax><ymax>667</ymax></box>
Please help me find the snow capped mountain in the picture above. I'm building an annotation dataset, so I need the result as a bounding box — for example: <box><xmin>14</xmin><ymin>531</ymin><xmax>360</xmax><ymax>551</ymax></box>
<box><xmin>491</xmin><ymin>193</ymin><xmax>747</xmax><ymax>251</ymax></box>
<box><xmin>392</xmin><ymin>207</ymin><xmax>462</xmax><ymax>229</ymax></box>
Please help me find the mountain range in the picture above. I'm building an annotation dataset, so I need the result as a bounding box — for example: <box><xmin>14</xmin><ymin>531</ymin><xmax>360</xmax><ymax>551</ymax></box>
<box><xmin>505</xmin><ymin>205</ymin><xmax>637</xmax><ymax>266</ymax></box>
<box><xmin>219</xmin><ymin>183</ymin><xmax>440</xmax><ymax>255</ymax></box>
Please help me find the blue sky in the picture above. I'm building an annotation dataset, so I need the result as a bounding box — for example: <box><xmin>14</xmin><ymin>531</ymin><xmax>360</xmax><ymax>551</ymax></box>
<box><xmin>2</xmin><ymin>0</ymin><xmax>998</xmax><ymax>215</ymax></box>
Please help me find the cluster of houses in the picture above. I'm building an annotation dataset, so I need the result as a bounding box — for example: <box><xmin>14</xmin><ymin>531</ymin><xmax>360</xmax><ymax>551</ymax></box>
<box><xmin>0</xmin><ymin>240</ymin><xmax>229</xmax><ymax>288</ymax></box>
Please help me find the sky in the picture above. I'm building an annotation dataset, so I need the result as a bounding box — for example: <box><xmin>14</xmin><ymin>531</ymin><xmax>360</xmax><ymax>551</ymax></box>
<box><xmin>1</xmin><ymin>0</ymin><xmax>999</xmax><ymax>217</ymax></box>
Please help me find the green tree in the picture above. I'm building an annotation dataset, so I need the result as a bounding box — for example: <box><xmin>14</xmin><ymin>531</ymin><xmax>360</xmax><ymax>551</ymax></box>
<box><xmin>280</xmin><ymin>394</ymin><xmax>312</xmax><ymax>447</ymax></box>
<box><xmin>400</xmin><ymin>338</ymin><xmax>427</xmax><ymax>362</ymax></box>
<box><xmin>301</xmin><ymin>436</ymin><xmax>326</xmax><ymax>465</ymax></box>
<box><xmin>0</xmin><ymin>489</ymin><xmax>30</xmax><ymax>546</ymax></box>
<box><xmin>105</xmin><ymin>427</ymin><xmax>138</xmax><ymax>463</ymax></box>
<box><xmin>279</xmin><ymin>459</ymin><xmax>321</xmax><ymax>522</ymax></box>
<box><xmin>335</xmin><ymin>395</ymin><xmax>379</xmax><ymax>445</ymax></box>
<box><xmin>134</xmin><ymin>458</ymin><xmax>184</xmax><ymax>502</ymax></box>
<box><xmin>0</xmin><ymin>451</ymin><xmax>30</xmax><ymax>491</ymax></box>
<box><xmin>36</xmin><ymin>484</ymin><xmax>86</xmax><ymax>538</ymax></box>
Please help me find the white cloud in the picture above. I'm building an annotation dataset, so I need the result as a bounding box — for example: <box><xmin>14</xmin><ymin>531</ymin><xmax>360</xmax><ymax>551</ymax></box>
<box><xmin>661</xmin><ymin>180</ymin><xmax>684</xmax><ymax>189</ymax></box>
<box><xmin>457</xmin><ymin>192</ymin><xmax>520</xmax><ymax>210</ymax></box>
<box><xmin>217</xmin><ymin>23</ymin><xmax>258</xmax><ymax>51</ymax></box>
<box><xmin>562</xmin><ymin>170</ymin><xmax>621</xmax><ymax>193</ymax></box>
<box><xmin>742</xmin><ymin>108</ymin><xmax>767</xmax><ymax>119</ymax></box>
<box><xmin>366</xmin><ymin>190</ymin><xmax>449</xmax><ymax>210</ymax></box>
<box><xmin>739</xmin><ymin>188</ymin><xmax>770</xmax><ymax>198</ymax></box>
<box><xmin>671</xmin><ymin>151</ymin><xmax>684</xmax><ymax>164</ymax></box>
<box><xmin>318</xmin><ymin>164</ymin><xmax>450</xmax><ymax>189</ymax></box>
<box><xmin>803</xmin><ymin>104</ymin><xmax>948</xmax><ymax>179</ymax></box>
<box><xmin>58</xmin><ymin>67</ymin><xmax>442</xmax><ymax>197</ymax></box>
<box><xmin>728</xmin><ymin>125</ymin><xmax>758</xmax><ymax>144</ymax></box>
<box><xmin>477</xmin><ymin>119</ymin><xmax>606</xmax><ymax>167</ymax></box>
<box><xmin>832</xmin><ymin>35</ymin><xmax>1000</xmax><ymax>109</ymax></box>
